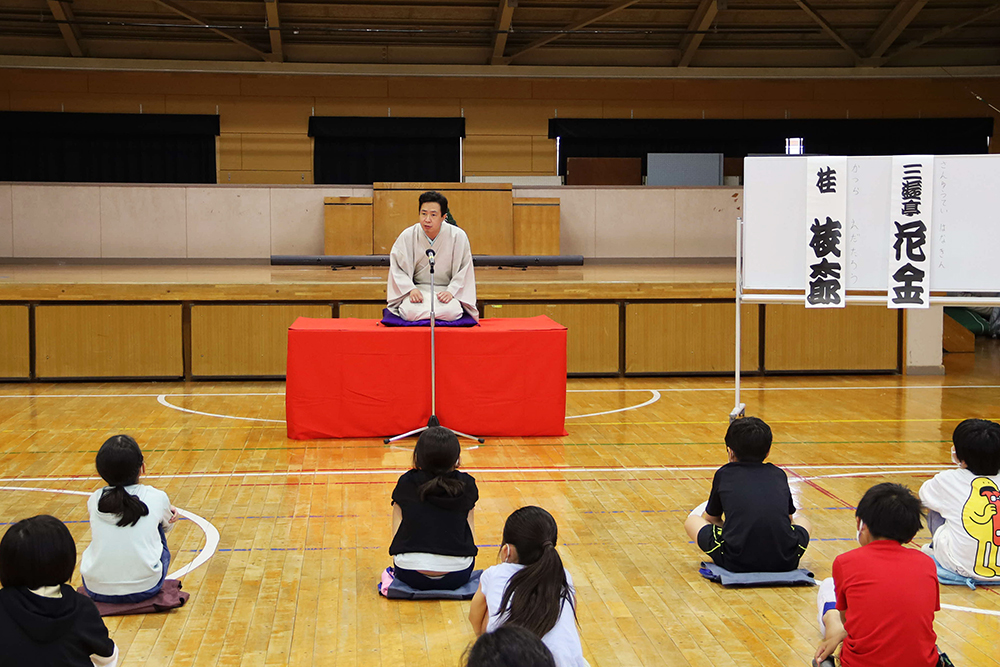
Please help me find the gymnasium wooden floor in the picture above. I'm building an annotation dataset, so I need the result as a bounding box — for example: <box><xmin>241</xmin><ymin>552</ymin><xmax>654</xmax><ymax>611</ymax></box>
<box><xmin>1</xmin><ymin>342</ymin><xmax>999</xmax><ymax>667</ymax></box>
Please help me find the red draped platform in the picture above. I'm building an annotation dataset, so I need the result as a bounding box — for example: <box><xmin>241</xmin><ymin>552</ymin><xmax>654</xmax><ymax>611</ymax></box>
<box><xmin>285</xmin><ymin>316</ymin><xmax>568</xmax><ymax>439</ymax></box>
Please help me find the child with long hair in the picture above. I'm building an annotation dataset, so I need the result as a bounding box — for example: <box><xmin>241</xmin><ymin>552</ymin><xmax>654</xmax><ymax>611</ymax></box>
<box><xmin>469</xmin><ymin>506</ymin><xmax>589</xmax><ymax>667</ymax></box>
<box><xmin>389</xmin><ymin>426</ymin><xmax>478</xmax><ymax>590</ymax></box>
<box><xmin>81</xmin><ymin>435</ymin><xmax>178</xmax><ymax>603</ymax></box>
<box><xmin>0</xmin><ymin>515</ymin><xmax>118</xmax><ymax>666</ymax></box>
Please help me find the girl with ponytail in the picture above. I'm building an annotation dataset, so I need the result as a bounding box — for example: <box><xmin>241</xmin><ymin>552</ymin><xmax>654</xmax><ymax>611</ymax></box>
<box><xmin>388</xmin><ymin>426</ymin><xmax>478</xmax><ymax>590</ymax></box>
<box><xmin>81</xmin><ymin>435</ymin><xmax>178</xmax><ymax>603</ymax></box>
<box><xmin>469</xmin><ymin>506</ymin><xmax>589</xmax><ymax>667</ymax></box>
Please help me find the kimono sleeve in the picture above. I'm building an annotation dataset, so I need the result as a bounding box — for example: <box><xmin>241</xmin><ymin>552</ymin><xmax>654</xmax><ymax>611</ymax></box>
<box><xmin>387</xmin><ymin>229</ymin><xmax>417</xmax><ymax>308</ymax></box>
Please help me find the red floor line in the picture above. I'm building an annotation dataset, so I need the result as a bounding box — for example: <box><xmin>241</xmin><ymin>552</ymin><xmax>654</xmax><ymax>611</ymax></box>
<box><xmin>786</xmin><ymin>469</ymin><xmax>857</xmax><ymax>509</ymax></box>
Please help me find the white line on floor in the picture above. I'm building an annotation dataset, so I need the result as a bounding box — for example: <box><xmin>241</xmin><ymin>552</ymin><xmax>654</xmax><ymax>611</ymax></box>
<box><xmin>0</xmin><ymin>486</ymin><xmax>218</xmax><ymax>578</ymax></box>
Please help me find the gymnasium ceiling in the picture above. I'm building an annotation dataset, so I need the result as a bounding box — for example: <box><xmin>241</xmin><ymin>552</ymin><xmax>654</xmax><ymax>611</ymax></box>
<box><xmin>1</xmin><ymin>1</ymin><xmax>999</xmax><ymax>72</ymax></box>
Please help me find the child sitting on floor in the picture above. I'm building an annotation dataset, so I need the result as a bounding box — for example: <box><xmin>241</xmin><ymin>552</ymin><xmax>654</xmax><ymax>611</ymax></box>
<box><xmin>815</xmin><ymin>482</ymin><xmax>942</xmax><ymax>667</ymax></box>
<box><xmin>684</xmin><ymin>416</ymin><xmax>811</xmax><ymax>572</ymax></box>
<box><xmin>919</xmin><ymin>418</ymin><xmax>1000</xmax><ymax>585</ymax></box>
<box><xmin>389</xmin><ymin>426</ymin><xmax>478</xmax><ymax>590</ymax></box>
<box><xmin>0</xmin><ymin>515</ymin><xmax>118</xmax><ymax>666</ymax></box>
<box><xmin>469</xmin><ymin>506</ymin><xmax>589</xmax><ymax>667</ymax></box>
<box><xmin>81</xmin><ymin>435</ymin><xmax>178</xmax><ymax>603</ymax></box>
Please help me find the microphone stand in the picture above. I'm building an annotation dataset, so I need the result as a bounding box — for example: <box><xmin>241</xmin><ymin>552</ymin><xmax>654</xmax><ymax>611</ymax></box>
<box><xmin>385</xmin><ymin>248</ymin><xmax>484</xmax><ymax>445</ymax></box>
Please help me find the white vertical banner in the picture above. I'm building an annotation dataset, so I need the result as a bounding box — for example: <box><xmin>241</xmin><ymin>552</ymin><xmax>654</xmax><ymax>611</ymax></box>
<box><xmin>887</xmin><ymin>156</ymin><xmax>933</xmax><ymax>308</ymax></box>
<box><xmin>805</xmin><ymin>156</ymin><xmax>848</xmax><ymax>307</ymax></box>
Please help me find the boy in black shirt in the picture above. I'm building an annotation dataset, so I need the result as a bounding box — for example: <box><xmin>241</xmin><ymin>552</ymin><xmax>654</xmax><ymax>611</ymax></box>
<box><xmin>684</xmin><ymin>417</ymin><xmax>811</xmax><ymax>572</ymax></box>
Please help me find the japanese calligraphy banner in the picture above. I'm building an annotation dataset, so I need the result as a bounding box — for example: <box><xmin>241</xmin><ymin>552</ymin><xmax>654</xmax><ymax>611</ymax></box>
<box><xmin>887</xmin><ymin>155</ymin><xmax>933</xmax><ymax>309</ymax></box>
<box><xmin>805</xmin><ymin>157</ymin><xmax>847</xmax><ymax>308</ymax></box>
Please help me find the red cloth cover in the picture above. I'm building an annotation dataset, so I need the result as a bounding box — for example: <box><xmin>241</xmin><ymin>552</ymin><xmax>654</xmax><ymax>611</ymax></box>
<box><xmin>286</xmin><ymin>316</ymin><xmax>567</xmax><ymax>439</ymax></box>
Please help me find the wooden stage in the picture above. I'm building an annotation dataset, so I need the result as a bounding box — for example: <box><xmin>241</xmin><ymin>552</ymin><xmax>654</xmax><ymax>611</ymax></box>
<box><xmin>0</xmin><ymin>343</ymin><xmax>997</xmax><ymax>666</ymax></box>
<box><xmin>0</xmin><ymin>261</ymin><xmax>901</xmax><ymax>380</ymax></box>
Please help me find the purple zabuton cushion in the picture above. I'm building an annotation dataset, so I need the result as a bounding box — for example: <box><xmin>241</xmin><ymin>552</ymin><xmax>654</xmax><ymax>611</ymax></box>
<box><xmin>380</xmin><ymin>308</ymin><xmax>478</xmax><ymax>327</ymax></box>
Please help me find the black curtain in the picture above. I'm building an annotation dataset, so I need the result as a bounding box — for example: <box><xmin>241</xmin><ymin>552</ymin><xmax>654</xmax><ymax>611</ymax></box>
<box><xmin>549</xmin><ymin>118</ymin><xmax>994</xmax><ymax>175</ymax></box>
<box><xmin>310</xmin><ymin>117</ymin><xmax>464</xmax><ymax>184</ymax></box>
<box><xmin>0</xmin><ymin>111</ymin><xmax>219</xmax><ymax>183</ymax></box>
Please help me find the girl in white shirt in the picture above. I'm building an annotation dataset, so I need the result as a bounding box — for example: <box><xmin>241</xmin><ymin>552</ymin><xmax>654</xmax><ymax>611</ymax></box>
<box><xmin>469</xmin><ymin>506</ymin><xmax>589</xmax><ymax>667</ymax></box>
<box><xmin>920</xmin><ymin>418</ymin><xmax>1000</xmax><ymax>584</ymax></box>
<box><xmin>81</xmin><ymin>435</ymin><xmax>177</xmax><ymax>603</ymax></box>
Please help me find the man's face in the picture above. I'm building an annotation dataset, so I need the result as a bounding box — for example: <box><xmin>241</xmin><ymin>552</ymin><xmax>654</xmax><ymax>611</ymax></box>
<box><xmin>419</xmin><ymin>202</ymin><xmax>444</xmax><ymax>240</ymax></box>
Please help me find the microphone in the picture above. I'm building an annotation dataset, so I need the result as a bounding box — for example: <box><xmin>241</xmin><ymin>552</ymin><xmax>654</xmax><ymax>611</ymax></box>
<box><xmin>426</xmin><ymin>248</ymin><xmax>436</xmax><ymax>265</ymax></box>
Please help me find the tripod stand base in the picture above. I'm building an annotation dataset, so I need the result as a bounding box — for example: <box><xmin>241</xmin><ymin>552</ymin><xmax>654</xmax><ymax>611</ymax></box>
<box><xmin>384</xmin><ymin>415</ymin><xmax>484</xmax><ymax>445</ymax></box>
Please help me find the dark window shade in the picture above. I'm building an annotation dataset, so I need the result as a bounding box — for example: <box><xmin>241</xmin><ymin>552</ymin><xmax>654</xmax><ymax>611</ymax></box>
<box><xmin>309</xmin><ymin>117</ymin><xmax>465</xmax><ymax>185</ymax></box>
<box><xmin>0</xmin><ymin>111</ymin><xmax>220</xmax><ymax>184</ymax></box>
<box><xmin>549</xmin><ymin>118</ymin><xmax>994</xmax><ymax>176</ymax></box>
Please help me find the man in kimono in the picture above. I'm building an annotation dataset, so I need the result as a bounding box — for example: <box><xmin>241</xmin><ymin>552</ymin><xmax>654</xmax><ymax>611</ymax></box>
<box><xmin>387</xmin><ymin>191</ymin><xmax>479</xmax><ymax>322</ymax></box>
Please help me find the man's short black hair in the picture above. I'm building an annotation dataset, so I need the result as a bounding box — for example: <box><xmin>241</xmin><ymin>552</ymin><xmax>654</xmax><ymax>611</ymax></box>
<box><xmin>856</xmin><ymin>482</ymin><xmax>924</xmax><ymax>543</ymax></box>
<box><xmin>953</xmin><ymin>418</ymin><xmax>1000</xmax><ymax>476</ymax></box>
<box><xmin>724</xmin><ymin>416</ymin><xmax>772</xmax><ymax>463</ymax></box>
<box><xmin>418</xmin><ymin>191</ymin><xmax>448</xmax><ymax>215</ymax></box>
<box><xmin>0</xmin><ymin>515</ymin><xmax>77</xmax><ymax>589</ymax></box>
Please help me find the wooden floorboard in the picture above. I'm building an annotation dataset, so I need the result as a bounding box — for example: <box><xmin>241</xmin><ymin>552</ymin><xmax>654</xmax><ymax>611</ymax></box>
<box><xmin>0</xmin><ymin>342</ymin><xmax>999</xmax><ymax>666</ymax></box>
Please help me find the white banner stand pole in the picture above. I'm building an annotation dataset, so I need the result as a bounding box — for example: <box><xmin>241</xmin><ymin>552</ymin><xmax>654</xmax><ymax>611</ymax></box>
<box><xmin>731</xmin><ymin>216</ymin><xmax>746</xmax><ymax>422</ymax></box>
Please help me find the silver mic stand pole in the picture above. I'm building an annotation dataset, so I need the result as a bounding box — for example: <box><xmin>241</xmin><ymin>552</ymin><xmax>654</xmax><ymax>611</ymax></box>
<box><xmin>385</xmin><ymin>249</ymin><xmax>484</xmax><ymax>444</ymax></box>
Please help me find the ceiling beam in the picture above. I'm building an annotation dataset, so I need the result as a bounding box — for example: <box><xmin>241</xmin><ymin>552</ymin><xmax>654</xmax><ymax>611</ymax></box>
<box><xmin>677</xmin><ymin>0</ymin><xmax>718</xmax><ymax>68</ymax></box>
<box><xmin>152</xmin><ymin>0</ymin><xmax>270</xmax><ymax>61</ymax></box>
<box><xmin>792</xmin><ymin>0</ymin><xmax>861</xmax><ymax>62</ymax></box>
<box><xmin>864</xmin><ymin>0</ymin><xmax>929</xmax><ymax>59</ymax></box>
<box><xmin>46</xmin><ymin>1</ymin><xmax>84</xmax><ymax>57</ymax></box>
<box><xmin>264</xmin><ymin>0</ymin><xmax>283</xmax><ymax>63</ymax></box>
<box><xmin>507</xmin><ymin>0</ymin><xmax>641</xmax><ymax>63</ymax></box>
<box><xmin>490</xmin><ymin>0</ymin><xmax>517</xmax><ymax>65</ymax></box>
<box><xmin>884</xmin><ymin>1</ymin><xmax>1000</xmax><ymax>64</ymax></box>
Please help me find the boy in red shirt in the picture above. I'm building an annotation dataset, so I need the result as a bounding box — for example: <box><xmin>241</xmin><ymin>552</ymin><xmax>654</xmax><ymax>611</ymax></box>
<box><xmin>814</xmin><ymin>483</ymin><xmax>941</xmax><ymax>667</ymax></box>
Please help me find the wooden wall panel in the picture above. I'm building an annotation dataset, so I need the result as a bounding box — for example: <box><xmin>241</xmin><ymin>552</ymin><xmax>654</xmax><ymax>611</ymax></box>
<box><xmin>240</xmin><ymin>134</ymin><xmax>312</xmax><ymax>171</ymax></box>
<box><xmin>221</xmin><ymin>170</ymin><xmax>311</xmax><ymax>185</ymax></box>
<box><xmin>339</xmin><ymin>303</ymin><xmax>387</xmax><ymax>319</ymax></box>
<box><xmin>531</xmin><ymin>136</ymin><xmax>556</xmax><ymax>173</ymax></box>
<box><xmin>324</xmin><ymin>197</ymin><xmax>373</xmax><ymax>255</ymax></box>
<box><xmin>462</xmin><ymin>100</ymin><xmax>553</xmax><ymax>136</ymax></box>
<box><xmin>764</xmin><ymin>305</ymin><xmax>899</xmax><ymax>371</ymax></box>
<box><xmin>218</xmin><ymin>134</ymin><xmax>242</xmax><ymax>170</ymax></box>
<box><xmin>191</xmin><ymin>304</ymin><xmax>331</xmax><ymax>377</ymax></box>
<box><xmin>372</xmin><ymin>183</ymin><xmax>513</xmax><ymax>255</ymax></box>
<box><xmin>603</xmin><ymin>101</ymin><xmax>747</xmax><ymax>119</ymax></box>
<box><xmin>220</xmin><ymin>98</ymin><xmax>311</xmax><ymax>134</ymax></box>
<box><xmin>88</xmin><ymin>71</ymin><xmax>242</xmax><ymax>96</ymax></box>
<box><xmin>626</xmin><ymin>303</ymin><xmax>759</xmax><ymax>373</ymax></box>
<box><xmin>388</xmin><ymin>77</ymin><xmax>533</xmax><ymax>100</ymax></box>
<box><xmin>9</xmin><ymin>92</ymin><xmax>165</xmax><ymax>114</ymax></box>
<box><xmin>238</xmin><ymin>75</ymin><xmax>387</xmax><ymax>99</ymax></box>
<box><xmin>530</xmin><ymin>79</ymin><xmax>675</xmax><ymax>101</ymax></box>
<box><xmin>513</xmin><ymin>198</ymin><xmax>560</xmax><ymax>255</ymax></box>
<box><xmin>482</xmin><ymin>303</ymin><xmax>619</xmax><ymax>374</ymax></box>
<box><xmin>313</xmin><ymin>98</ymin><xmax>389</xmax><ymax>117</ymax></box>
<box><xmin>1</xmin><ymin>70</ymin><xmax>90</xmax><ymax>93</ymax></box>
<box><xmin>35</xmin><ymin>305</ymin><xmax>182</xmax><ymax>378</ymax></box>
<box><xmin>0</xmin><ymin>305</ymin><xmax>29</xmax><ymax>378</ymax></box>
<box><xmin>464</xmin><ymin>136</ymin><xmax>533</xmax><ymax>174</ymax></box>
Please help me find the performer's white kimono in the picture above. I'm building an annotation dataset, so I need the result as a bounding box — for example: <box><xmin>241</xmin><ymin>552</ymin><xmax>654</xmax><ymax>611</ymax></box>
<box><xmin>387</xmin><ymin>222</ymin><xmax>479</xmax><ymax>322</ymax></box>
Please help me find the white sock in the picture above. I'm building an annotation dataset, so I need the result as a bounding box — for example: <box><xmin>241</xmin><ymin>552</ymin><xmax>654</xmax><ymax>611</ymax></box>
<box><xmin>817</xmin><ymin>577</ymin><xmax>836</xmax><ymax>632</ymax></box>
